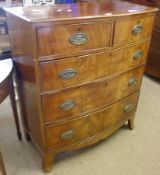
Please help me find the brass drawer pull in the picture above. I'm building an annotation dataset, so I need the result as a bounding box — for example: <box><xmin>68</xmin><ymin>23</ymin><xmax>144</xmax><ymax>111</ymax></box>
<box><xmin>133</xmin><ymin>50</ymin><xmax>143</xmax><ymax>60</ymax></box>
<box><xmin>60</xmin><ymin>130</ymin><xmax>76</xmax><ymax>140</ymax></box>
<box><xmin>124</xmin><ymin>104</ymin><xmax>134</xmax><ymax>113</ymax></box>
<box><xmin>69</xmin><ymin>32</ymin><xmax>88</xmax><ymax>45</ymax></box>
<box><xmin>132</xmin><ymin>24</ymin><xmax>143</xmax><ymax>35</ymax></box>
<box><xmin>128</xmin><ymin>77</ymin><xmax>137</xmax><ymax>86</ymax></box>
<box><xmin>59</xmin><ymin>68</ymin><xmax>77</xmax><ymax>79</ymax></box>
<box><xmin>59</xmin><ymin>100</ymin><xmax>76</xmax><ymax>111</ymax></box>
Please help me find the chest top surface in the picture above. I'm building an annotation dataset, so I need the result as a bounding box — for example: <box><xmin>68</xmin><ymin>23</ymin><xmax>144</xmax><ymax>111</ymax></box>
<box><xmin>4</xmin><ymin>0</ymin><xmax>157</xmax><ymax>22</ymax></box>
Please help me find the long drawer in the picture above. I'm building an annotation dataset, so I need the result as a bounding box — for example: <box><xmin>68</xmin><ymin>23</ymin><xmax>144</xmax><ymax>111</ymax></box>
<box><xmin>39</xmin><ymin>41</ymin><xmax>149</xmax><ymax>92</ymax></box>
<box><xmin>45</xmin><ymin>91</ymin><xmax>139</xmax><ymax>151</ymax></box>
<box><xmin>42</xmin><ymin>66</ymin><xmax>144</xmax><ymax>123</ymax></box>
<box><xmin>37</xmin><ymin>21</ymin><xmax>112</xmax><ymax>58</ymax></box>
<box><xmin>113</xmin><ymin>15</ymin><xmax>154</xmax><ymax>46</ymax></box>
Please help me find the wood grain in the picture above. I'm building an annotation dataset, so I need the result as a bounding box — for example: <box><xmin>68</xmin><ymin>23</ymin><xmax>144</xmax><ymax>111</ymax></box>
<box><xmin>6</xmin><ymin>14</ymin><xmax>46</xmax><ymax>151</ymax></box>
<box><xmin>45</xmin><ymin>91</ymin><xmax>139</xmax><ymax>150</ymax></box>
<box><xmin>37</xmin><ymin>21</ymin><xmax>112</xmax><ymax>57</ymax></box>
<box><xmin>113</xmin><ymin>15</ymin><xmax>155</xmax><ymax>45</ymax></box>
<box><xmin>4</xmin><ymin>0</ymin><xmax>157</xmax><ymax>23</ymax></box>
<box><xmin>146</xmin><ymin>29</ymin><xmax>160</xmax><ymax>78</ymax></box>
<box><xmin>40</xmin><ymin>41</ymin><xmax>149</xmax><ymax>92</ymax></box>
<box><xmin>4</xmin><ymin>1</ymin><xmax>157</xmax><ymax>173</ymax></box>
<box><xmin>42</xmin><ymin>66</ymin><xmax>144</xmax><ymax>123</ymax></box>
<box><xmin>130</xmin><ymin>0</ymin><xmax>160</xmax><ymax>78</ymax></box>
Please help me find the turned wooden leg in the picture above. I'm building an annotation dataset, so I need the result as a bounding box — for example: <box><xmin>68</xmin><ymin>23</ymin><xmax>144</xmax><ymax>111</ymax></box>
<box><xmin>9</xmin><ymin>78</ymin><xmax>22</xmax><ymax>140</ymax></box>
<box><xmin>42</xmin><ymin>154</ymin><xmax>55</xmax><ymax>174</ymax></box>
<box><xmin>128</xmin><ymin>117</ymin><xmax>135</xmax><ymax>130</ymax></box>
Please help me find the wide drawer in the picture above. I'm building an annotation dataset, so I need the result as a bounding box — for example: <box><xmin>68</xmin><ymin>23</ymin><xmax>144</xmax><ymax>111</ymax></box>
<box><xmin>113</xmin><ymin>15</ymin><xmax>155</xmax><ymax>46</ymax></box>
<box><xmin>42</xmin><ymin>66</ymin><xmax>144</xmax><ymax>123</ymax></box>
<box><xmin>39</xmin><ymin>41</ymin><xmax>149</xmax><ymax>92</ymax></box>
<box><xmin>37</xmin><ymin>21</ymin><xmax>112</xmax><ymax>58</ymax></box>
<box><xmin>45</xmin><ymin>91</ymin><xmax>139</xmax><ymax>151</ymax></box>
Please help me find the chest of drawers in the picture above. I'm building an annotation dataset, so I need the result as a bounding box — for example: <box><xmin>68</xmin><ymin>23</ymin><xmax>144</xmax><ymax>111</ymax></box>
<box><xmin>4</xmin><ymin>1</ymin><xmax>157</xmax><ymax>173</ymax></box>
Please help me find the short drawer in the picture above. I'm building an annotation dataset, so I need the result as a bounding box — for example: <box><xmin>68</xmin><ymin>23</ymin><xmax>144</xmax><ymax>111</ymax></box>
<box><xmin>45</xmin><ymin>91</ymin><xmax>139</xmax><ymax>151</ymax></box>
<box><xmin>37</xmin><ymin>21</ymin><xmax>112</xmax><ymax>58</ymax></box>
<box><xmin>113</xmin><ymin>15</ymin><xmax>155</xmax><ymax>45</ymax></box>
<box><xmin>39</xmin><ymin>41</ymin><xmax>149</xmax><ymax>92</ymax></box>
<box><xmin>42</xmin><ymin>66</ymin><xmax>144</xmax><ymax>123</ymax></box>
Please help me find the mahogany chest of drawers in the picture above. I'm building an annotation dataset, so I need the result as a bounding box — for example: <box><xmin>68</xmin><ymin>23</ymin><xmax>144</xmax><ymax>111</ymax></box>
<box><xmin>4</xmin><ymin>1</ymin><xmax>157</xmax><ymax>173</ymax></box>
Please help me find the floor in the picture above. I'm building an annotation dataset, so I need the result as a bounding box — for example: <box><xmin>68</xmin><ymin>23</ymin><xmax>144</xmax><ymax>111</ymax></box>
<box><xmin>0</xmin><ymin>75</ymin><xmax>160</xmax><ymax>175</ymax></box>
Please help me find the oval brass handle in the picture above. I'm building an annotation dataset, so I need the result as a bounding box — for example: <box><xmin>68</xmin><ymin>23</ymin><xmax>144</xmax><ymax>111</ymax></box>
<box><xmin>69</xmin><ymin>32</ymin><xmax>88</xmax><ymax>45</ymax></box>
<box><xmin>128</xmin><ymin>77</ymin><xmax>137</xmax><ymax>86</ymax></box>
<box><xmin>124</xmin><ymin>104</ymin><xmax>134</xmax><ymax>113</ymax></box>
<box><xmin>59</xmin><ymin>100</ymin><xmax>76</xmax><ymax>111</ymax></box>
<box><xmin>60</xmin><ymin>130</ymin><xmax>76</xmax><ymax>140</ymax></box>
<box><xmin>132</xmin><ymin>24</ymin><xmax>143</xmax><ymax>35</ymax></box>
<box><xmin>133</xmin><ymin>50</ymin><xmax>143</xmax><ymax>60</ymax></box>
<box><xmin>59</xmin><ymin>68</ymin><xmax>77</xmax><ymax>79</ymax></box>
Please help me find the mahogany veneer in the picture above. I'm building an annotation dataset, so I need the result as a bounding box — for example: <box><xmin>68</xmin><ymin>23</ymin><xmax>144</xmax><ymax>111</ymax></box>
<box><xmin>4</xmin><ymin>0</ymin><xmax>157</xmax><ymax>173</ymax></box>
<box><xmin>125</xmin><ymin>0</ymin><xmax>160</xmax><ymax>78</ymax></box>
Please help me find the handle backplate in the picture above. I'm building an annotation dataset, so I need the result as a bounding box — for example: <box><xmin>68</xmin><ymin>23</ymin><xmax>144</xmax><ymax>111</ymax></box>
<box><xmin>133</xmin><ymin>50</ymin><xmax>143</xmax><ymax>60</ymax></box>
<box><xmin>128</xmin><ymin>77</ymin><xmax>137</xmax><ymax>86</ymax></box>
<box><xmin>60</xmin><ymin>130</ymin><xmax>76</xmax><ymax>140</ymax></box>
<box><xmin>132</xmin><ymin>24</ymin><xmax>143</xmax><ymax>35</ymax></box>
<box><xmin>124</xmin><ymin>104</ymin><xmax>134</xmax><ymax>113</ymax></box>
<box><xmin>59</xmin><ymin>100</ymin><xmax>76</xmax><ymax>111</ymax></box>
<box><xmin>69</xmin><ymin>32</ymin><xmax>88</xmax><ymax>45</ymax></box>
<box><xmin>59</xmin><ymin>68</ymin><xmax>77</xmax><ymax>79</ymax></box>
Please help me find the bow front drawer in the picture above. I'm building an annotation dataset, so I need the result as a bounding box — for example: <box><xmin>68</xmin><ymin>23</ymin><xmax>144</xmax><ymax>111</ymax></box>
<box><xmin>39</xmin><ymin>51</ymin><xmax>110</xmax><ymax>92</ymax></box>
<box><xmin>37</xmin><ymin>21</ymin><xmax>112</xmax><ymax>59</ymax></box>
<box><xmin>42</xmin><ymin>66</ymin><xmax>144</xmax><ymax>123</ymax></box>
<box><xmin>39</xmin><ymin>41</ymin><xmax>149</xmax><ymax>92</ymax></box>
<box><xmin>45</xmin><ymin>91</ymin><xmax>139</xmax><ymax>151</ymax></box>
<box><xmin>113</xmin><ymin>15</ymin><xmax>155</xmax><ymax>46</ymax></box>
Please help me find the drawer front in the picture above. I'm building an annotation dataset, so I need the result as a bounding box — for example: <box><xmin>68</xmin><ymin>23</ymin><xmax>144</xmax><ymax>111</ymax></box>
<box><xmin>42</xmin><ymin>66</ymin><xmax>144</xmax><ymax>123</ymax></box>
<box><xmin>40</xmin><ymin>41</ymin><xmax>149</xmax><ymax>92</ymax></box>
<box><xmin>37</xmin><ymin>21</ymin><xmax>112</xmax><ymax>58</ymax></box>
<box><xmin>39</xmin><ymin>51</ymin><xmax>110</xmax><ymax>92</ymax></box>
<box><xmin>109</xmin><ymin>41</ymin><xmax>149</xmax><ymax>75</ymax></box>
<box><xmin>45</xmin><ymin>91</ymin><xmax>139</xmax><ymax>150</ymax></box>
<box><xmin>113</xmin><ymin>15</ymin><xmax>154</xmax><ymax>46</ymax></box>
